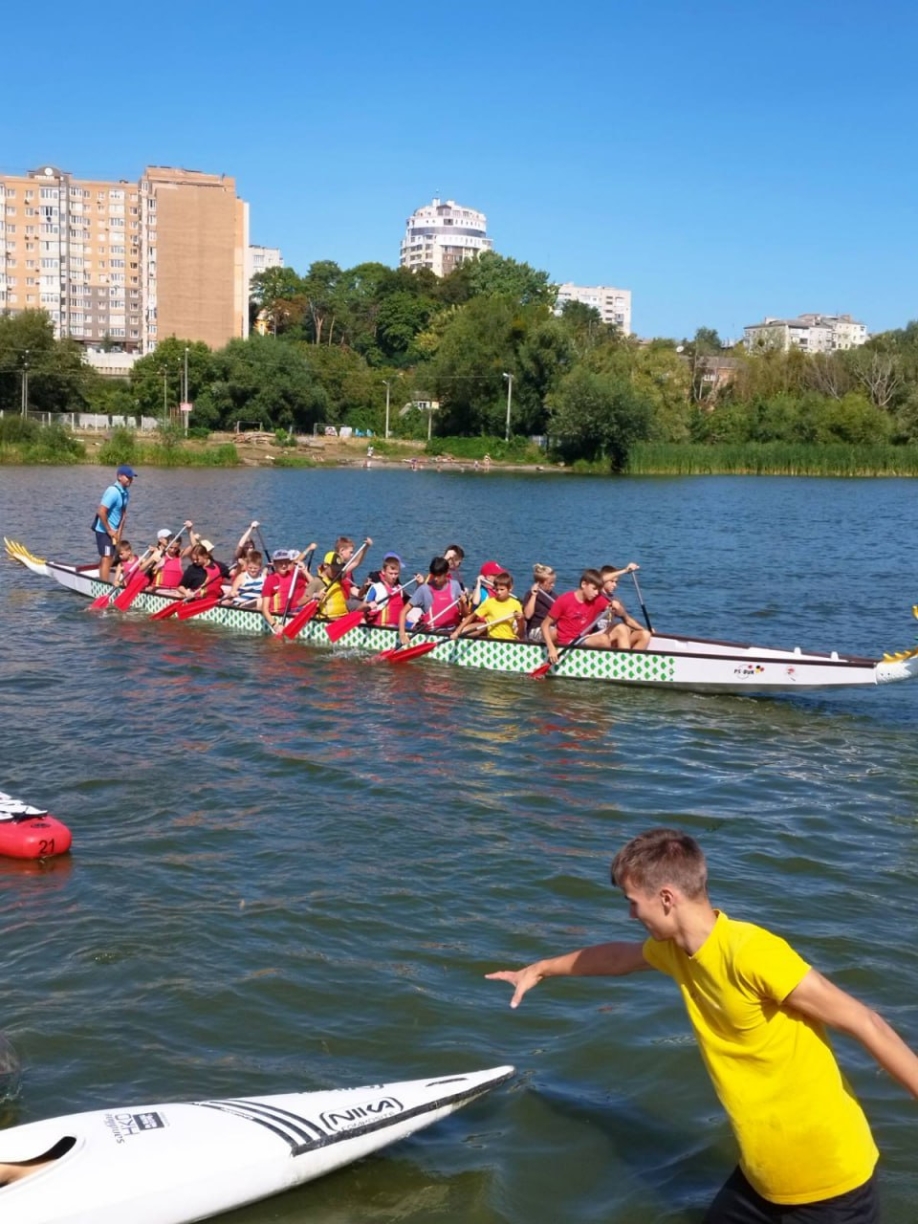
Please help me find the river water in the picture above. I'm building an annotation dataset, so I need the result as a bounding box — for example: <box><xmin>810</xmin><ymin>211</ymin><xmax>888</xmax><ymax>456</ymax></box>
<box><xmin>1</xmin><ymin>466</ymin><xmax>917</xmax><ymax>1223</ymax></box>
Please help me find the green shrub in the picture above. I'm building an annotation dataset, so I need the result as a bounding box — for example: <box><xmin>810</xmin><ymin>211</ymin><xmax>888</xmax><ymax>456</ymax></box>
<box><xmin>97</xmin><ymin>426</ymin><xmax>137</xmax><ymax>466</ymax></box>
<box><xmin>0</xmin><ymin>417</ymin><xmax>40</xmax><ymax>444</ymax></box>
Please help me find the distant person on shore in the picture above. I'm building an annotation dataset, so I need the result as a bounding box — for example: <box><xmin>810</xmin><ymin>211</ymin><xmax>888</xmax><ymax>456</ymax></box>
<box><xmin>92</xmin><ymin>464</ymin><xmax>136</xmax><ymax>583</ymax></box>
<box><xmin>488</xmin><ymin>827</ymin><xmax>918</xmax><ymax>1223</ymax></box>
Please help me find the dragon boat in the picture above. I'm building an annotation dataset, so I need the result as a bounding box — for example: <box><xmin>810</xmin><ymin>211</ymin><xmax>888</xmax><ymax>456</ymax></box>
<box><xmin>6</xmin><ymin>539</ymin><xmax>918</xmax><ymax>695</ymax></box>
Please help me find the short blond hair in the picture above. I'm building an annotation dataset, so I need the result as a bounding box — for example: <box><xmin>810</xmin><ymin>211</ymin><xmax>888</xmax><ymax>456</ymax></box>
<box><xmin>611</xmin><ymin>828</ymin><xmax>708</xmax><ymax>899</ymax></box>
<box><xmin>532</xmin><ymin>563</ymin><xmax>555</xmax><ymax>581</ymax></box>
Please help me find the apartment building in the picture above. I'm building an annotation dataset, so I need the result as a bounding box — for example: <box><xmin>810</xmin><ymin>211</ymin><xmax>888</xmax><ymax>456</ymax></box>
<box><xmin>743</xmin><ymin>313</ymin><xmax>868</xmax><ymax>353</ymax></box>
<box><xmin>399</xmin><ymin>197</ymin><xmax>493</xmax><ymax>277</ymax></box>
<box><xmin>555</xmin><ymin>282</ymin><xmax>633</xmax><ymax>336</ymax></box>
<box><xmin>0</xmin><ymin>163</ymin><xmax>249</xmax><ymax>353</ymax></box>
<box><xmin>248</xmin><ymin>244</ymin><xmax>283</xmax><ymax>283</ymax></box>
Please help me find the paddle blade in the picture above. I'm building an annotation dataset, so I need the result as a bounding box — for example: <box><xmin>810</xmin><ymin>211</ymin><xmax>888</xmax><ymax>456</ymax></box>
<box><xmin>112</xmin><ymin>572</ymin><xmax>149</xmax><ymax>611</ymax></box>
<box><xmin>386</xmin><ymin>640</ymin><xmax>439</xmax><ymax>664</ymax></box>
<box><xmin>529</xmin><ymin>660</ymin><xmax>554</xmax><ymax>679</ymax></box>
<box><xmin>176</xmin><ymin>595</ymin><xmax>222</xmax><ymax>621</ymax></box>
<box><xmin>88</xmin><ymin>589</ymin><xmax>114</xmax><ymax>611</ymax></box>
<box><xmin>150</xmin><ymin>599</ymin><xmax>181</xmax><ymax>621</ymax></box>
<box><xmin>325</xmin><ymin>609</ymin><xmax>365</xmax><ymax>643</ymax></box>
<box><xmin>281</xmin><ymin>599</ymin><xmax>318</xmax><ymax>639</ymax></box>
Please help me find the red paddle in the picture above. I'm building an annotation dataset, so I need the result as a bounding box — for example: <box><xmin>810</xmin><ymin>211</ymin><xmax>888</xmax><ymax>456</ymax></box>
<box><xmin>88</xmin><ymin>584</ymin><xmax>118</xmax><ymax>611</ymax></box>
<box><xmin>176</xmin><ymin>594</ymin><xmax>222</xmax><ymax>620</ymax></box>
<box><xmin>150</xmin><ymin>598</ymin><xmax>182</xmax><ymax>621</ymax></box>
<box><xmin>112</xmin><ymin>569</ymin><xmax>151</xmax><ymax>611</ymax></box>
<box><xmin>280</xmin><ymin>596</ymin><xmax>319</xmax><ymax>640</ymax></box>
<box><xmin>386</xmin><ymin>639</ymin><xmax>440</xmax><ymax>664</ymax></box>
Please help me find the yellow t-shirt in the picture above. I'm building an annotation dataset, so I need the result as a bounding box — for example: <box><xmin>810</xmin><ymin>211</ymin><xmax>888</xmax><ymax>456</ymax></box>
<box><xmin>643</xmin><ymin>911</ymin><xmax>878</xmax><ymax>1205</ymax></box>
<box><xmin>476</xmin><ymin>595</ymin><xmax>522</xmax><ymax>640</ymax></box>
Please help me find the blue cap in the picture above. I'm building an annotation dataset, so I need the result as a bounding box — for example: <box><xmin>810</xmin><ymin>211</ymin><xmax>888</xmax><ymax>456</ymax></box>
<box><xmin>382</xmin><ymin>552</ymin><xmax>403</xmax><ymax>565</ymax></box>
<box><xmin>116</xmin><ymin>465</ymin><xmax>137</xmax><ymax>478</ymax></box>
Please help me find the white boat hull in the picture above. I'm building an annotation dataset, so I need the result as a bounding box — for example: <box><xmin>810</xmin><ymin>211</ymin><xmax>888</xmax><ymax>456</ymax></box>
<box><xmin>0</xmin><ymin>1065</ymin><xmax>513</xmax><ymax>1224</ymax></box>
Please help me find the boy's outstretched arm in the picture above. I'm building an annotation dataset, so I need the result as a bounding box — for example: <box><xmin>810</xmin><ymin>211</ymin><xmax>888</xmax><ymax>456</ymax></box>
<box><xmin>487</xmin><ymin>941</ymin><xmax>650</xmax><ymax>1009</ymax></box>
<box><xmin>785</xmin><ymin>969</ymin><xmax>918</xmax><ymax>1097</ymax></box>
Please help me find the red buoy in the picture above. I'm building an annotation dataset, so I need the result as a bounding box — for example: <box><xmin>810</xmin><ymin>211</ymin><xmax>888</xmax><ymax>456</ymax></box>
<box><xmin>0</xmin><ymin>793</ymin><xmax>72</xmax><ymax>860</ymax></box>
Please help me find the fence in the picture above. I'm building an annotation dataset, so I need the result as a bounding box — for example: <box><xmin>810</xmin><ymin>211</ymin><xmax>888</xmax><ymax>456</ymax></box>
<box><xmin>0</xmin><ymin>410</ymin><xmax>162</xmax><ymax>433</ymax></box>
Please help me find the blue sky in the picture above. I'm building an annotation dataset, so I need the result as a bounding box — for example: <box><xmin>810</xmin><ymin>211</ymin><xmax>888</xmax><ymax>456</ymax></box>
<box><xmin>3</xmin><ymin>1</ymin><xmax>915</xmax><ymax>339</ymax></box>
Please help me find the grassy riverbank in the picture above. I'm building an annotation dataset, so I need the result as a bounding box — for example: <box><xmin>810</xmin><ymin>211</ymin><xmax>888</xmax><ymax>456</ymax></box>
<box><xmin>5</xmin><ymin>420</ymin><xmax>918</xmax><ymax>475</ymax></box>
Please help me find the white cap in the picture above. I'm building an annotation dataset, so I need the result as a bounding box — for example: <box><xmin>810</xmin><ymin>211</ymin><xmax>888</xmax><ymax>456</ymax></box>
<box><xmin>157</xmin><ymin>529</ymin><xmax>170</xmax><ymax>539</ymax></box>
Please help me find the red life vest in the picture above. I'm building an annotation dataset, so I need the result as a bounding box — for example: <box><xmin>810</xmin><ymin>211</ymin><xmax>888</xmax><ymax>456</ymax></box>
<box><xmin>156</xmin><ymin>556</ymin><xmax>184</xmax><ymax>587</ymax></box>
<box><xmin>267</xmin><ymin>570</ymin><xmax>305</xmax><ymax>614</ymax></box>
<box><xmin>366</xmin><ymin>580</ymin><xmax>405</xmax><ymax>627</ymax></box>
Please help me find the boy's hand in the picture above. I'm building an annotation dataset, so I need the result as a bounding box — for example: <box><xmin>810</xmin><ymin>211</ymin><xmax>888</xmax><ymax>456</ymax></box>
<box><xmin>486</xmin><ymin>966</ymin><xmax>544</xmax><ymax>1009</ymax></box>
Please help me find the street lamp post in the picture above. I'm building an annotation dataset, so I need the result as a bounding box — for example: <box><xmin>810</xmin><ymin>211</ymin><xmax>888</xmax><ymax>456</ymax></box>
<box><xmin>183</xmin><ymin>346</ymin><xmax>190</xmax><ymax>436</ymax></box>
<box><xmin>502</xmin><ymin>371</ymin><xmax>513</xmax><ymax>442</ymax></box>
<box><xmin>383</xmin><ymin>378</ymin><xmax>392</xmax><ymax>440</ymax></box>
<box><xmin>161</xmin><ymin>367</ymin><xmax>168</xmax><ymax>421</ymax></box>
<box><xmin>20</xmin><ymin>350</ymin><xmax>29</xmax><ymax>417</ymax></box>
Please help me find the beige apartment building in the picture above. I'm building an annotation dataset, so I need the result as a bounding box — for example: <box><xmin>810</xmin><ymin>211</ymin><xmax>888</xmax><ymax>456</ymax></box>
<box><xmin>0</xmin><ymin>163</ymin><xmax>249</xmax><ymax>353</ymax></box>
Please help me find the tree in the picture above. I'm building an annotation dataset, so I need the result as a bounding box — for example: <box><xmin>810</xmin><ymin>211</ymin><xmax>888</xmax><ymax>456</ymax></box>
<box><xmin>547</xmin><ymin>367</ymin><xmax>653</xmax><ymax>469</ymax></box>
<box><xmin>463</xmin><ymin>252</ymin><xmax>557</xmax><ymax>307</ymax></box>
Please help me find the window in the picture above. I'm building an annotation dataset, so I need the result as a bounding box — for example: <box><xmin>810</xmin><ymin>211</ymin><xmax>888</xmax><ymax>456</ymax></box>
<box><xmin>39</xmin><ymin>187</ymin><xmax>57</xmax><ymax>199</ymax></box>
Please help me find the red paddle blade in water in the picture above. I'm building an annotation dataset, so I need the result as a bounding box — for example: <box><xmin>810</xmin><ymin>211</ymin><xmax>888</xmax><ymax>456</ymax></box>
<box><xmin>281</xmin><ymin>599</ymin><xmax>318</xmax><ymax>639</ymax></box>
<box><xmin>150</xmin><ymin>599</ymin><xmax>181</xmax><ymax>621</ymax></box>
<box><xmin>325</xmin><ymin>609</ymin><xmax>365</xmax><ymax>643</ymax></box>
<box><xmin>386</xmin><ymin>640</ymin><xmax>439</xmax><ymax>664</ymax></box>
<box><xmin>529</xmin><ymin>660</ymin><xmax>553</xmax><ymax>679</ymax></box>
<box><xmin>88</xmin><ymin>588</ymin><xmax>115</xmax><ymax>611</ymax></box>
<box><xmin>176</xmin><ymin>595</ymin><xmax>222</xmax><ymax>621</ymax></box>
<box><xmin>112</xmin><ymin>572</ymin><xmax>149</xmax><ymax>611</ymax></box>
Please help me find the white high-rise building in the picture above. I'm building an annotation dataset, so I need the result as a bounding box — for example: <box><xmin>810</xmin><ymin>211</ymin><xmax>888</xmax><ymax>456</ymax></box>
<box><xmin>555</xmin><ymin>283</ymin><xmax>632</xmax><ymax>335</ymax></box>
<box><xmin>744</xmin><ymin>314</ymin><xmax>868</xmax><ymax>353</ymax></box>
<box><xmin>399</xmin><ymin>197</ymin><xmax>492</xmax><ymax>277</ymax></box>
<box><xmin>248</xmin><ymin>244</ymin><xmax>283</xmax><ymax>285</ymax></box>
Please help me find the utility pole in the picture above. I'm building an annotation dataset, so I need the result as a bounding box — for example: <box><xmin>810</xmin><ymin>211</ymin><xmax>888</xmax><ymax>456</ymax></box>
<box><xmin>383</xmin><ymin>379</ymin><xmax>392</xmax><ymax>439</ymax></box>
<box><xmin>162</xmin><ymin>367</ymin><xmax>168</xmax><ymax>421</ymax></box>
<box><xmin>20</xmin><ymin>350</ymin><xmax>29</xmax><ymax>417</ymax></box>
<box><xmin>502</xmin><ymin>371</ymin><xmax>514</xmax><ymax>442</ymax></box>
<box><xmin>183</xmin><ymin>347</ymin><xmax>190</xmax><ymax>436</ymax></box>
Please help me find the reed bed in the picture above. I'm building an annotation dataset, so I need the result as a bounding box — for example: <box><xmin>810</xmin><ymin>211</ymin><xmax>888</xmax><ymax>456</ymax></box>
<box><xmin>626</xmin><ymin>443</ymin><xmax>918</xmax><ymax>477</ymax></box>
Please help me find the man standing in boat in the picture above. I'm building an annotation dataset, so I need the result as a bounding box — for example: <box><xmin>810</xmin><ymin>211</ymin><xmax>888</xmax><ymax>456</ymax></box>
<box><xmin>92</xmin><ymin>464</ymin><xmax>136</xmax><ymax>584</ymax></box>
<box><xmin>489</xmin><ymin>827</ymin><xmax>918</xmax><ymax>1223</ymax></box>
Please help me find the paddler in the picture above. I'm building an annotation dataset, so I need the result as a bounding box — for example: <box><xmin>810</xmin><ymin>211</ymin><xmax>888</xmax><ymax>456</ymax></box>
<box><xmin>260</xmin><ymin>549</ymin><xmax>307</xmax><ymax>630</ymax></box>
<box><xmin>397</xmin><ymin>556</ymin><xmax>466</xmax><ymax>644</ymax></box>
<box><xmin>488</xmin><ymin>827</ymin><xmax>918</xmax><ymax>1223</ymax></box>
<box><xmin>362</xmin><ymin>553</ymin><xmax>415</xmax><ymax>627</ymax></box>
<box><xmin>450</xmin><ymin>570</ymin><xmax>525</xmax><ymax>641</ymax></box>
<box><xmin>539</xmin><ymin>569</ymin><xmax>610</xmax><ymax>665</ymax></box>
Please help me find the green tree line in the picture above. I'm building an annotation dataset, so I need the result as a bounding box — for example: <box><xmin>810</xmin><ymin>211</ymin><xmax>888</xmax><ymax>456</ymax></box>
<box><xmin>3</xmin><ymin>257</ymin><xmax>918</xmax><ymax>469</ymax></box>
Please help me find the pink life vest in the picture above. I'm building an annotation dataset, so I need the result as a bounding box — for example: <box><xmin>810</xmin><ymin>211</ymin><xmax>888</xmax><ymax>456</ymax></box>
<box><xmin>424</xmin><ymin>582</ymin><xmax>460</xmax><ymax>629</ymax></box>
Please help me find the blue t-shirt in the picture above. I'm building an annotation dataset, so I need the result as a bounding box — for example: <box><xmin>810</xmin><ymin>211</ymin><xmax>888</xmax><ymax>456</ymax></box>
<box><xmin>94</xmin><ymin>482</ymin><xmax>129</xmax><ymax>532</ymax></box>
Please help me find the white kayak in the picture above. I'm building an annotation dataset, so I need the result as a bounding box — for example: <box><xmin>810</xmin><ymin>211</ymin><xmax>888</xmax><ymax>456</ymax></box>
<box><xmin>0</xmin><ymin>1065</ymin><xmax>513</xmax><ymax>1224</ymax></box>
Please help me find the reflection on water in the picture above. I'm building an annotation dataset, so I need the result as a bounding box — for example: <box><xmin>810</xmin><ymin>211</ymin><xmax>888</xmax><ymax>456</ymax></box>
<box><xmin>1</xmin><ymin>469</ymin><xmax>917</xmax><ymax>1221</ymax></box>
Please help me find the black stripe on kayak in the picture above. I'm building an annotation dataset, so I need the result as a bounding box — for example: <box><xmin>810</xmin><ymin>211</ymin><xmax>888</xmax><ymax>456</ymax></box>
<box><xmin>194</xmin><ymin>1072</ymin><xmax>513</xmax><ymax>1158</ymax></box>
<box><xmin>196</xmin><ymin>1100</ymin><xmax>326</xmax><ymax>1153</ymax></box>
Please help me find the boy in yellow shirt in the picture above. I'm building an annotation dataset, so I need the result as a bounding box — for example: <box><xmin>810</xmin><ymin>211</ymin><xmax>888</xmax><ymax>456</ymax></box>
<box><xmin>450</xmin><ymin>571</ymin><xmax>524</xmax><ymax>641</ymax></box>
<box><xmin>488</xmin><ymin>827</ymin><xmax>918</xmax><ymax>1222</ymax></box>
